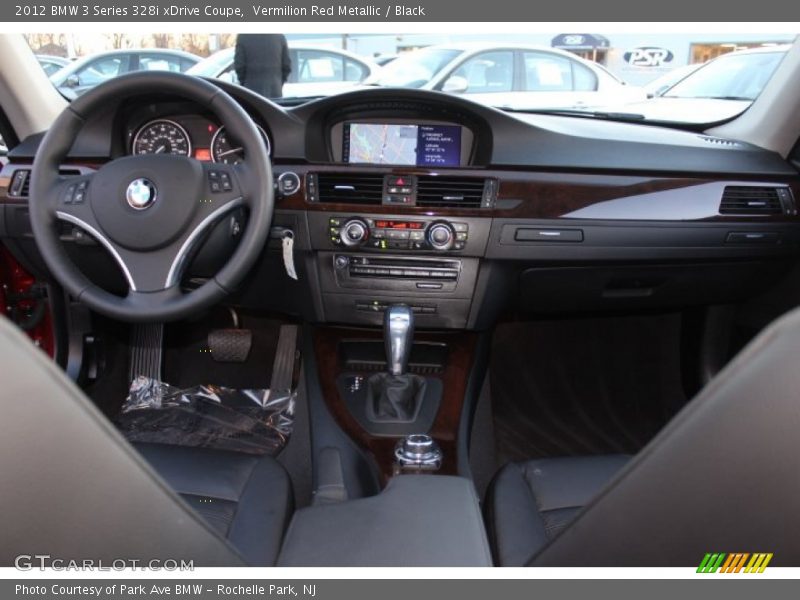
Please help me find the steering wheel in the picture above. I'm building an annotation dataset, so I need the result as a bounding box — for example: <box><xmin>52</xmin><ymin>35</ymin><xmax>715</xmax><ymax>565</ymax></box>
<box><xmin>30</xmin><ymin>71</ymin><xmax>273</xmax><ymax>322</ymax></box>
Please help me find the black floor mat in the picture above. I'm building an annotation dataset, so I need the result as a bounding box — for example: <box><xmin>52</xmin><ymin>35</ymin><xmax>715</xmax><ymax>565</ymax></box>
<box><xmin>490</xmin><ymin>313</ymin><xmax>689</xmax><ymax>463</ymax></box>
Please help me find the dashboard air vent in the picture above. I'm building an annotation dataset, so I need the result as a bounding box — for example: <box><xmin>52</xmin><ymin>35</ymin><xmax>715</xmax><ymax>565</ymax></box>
<box><xmin>316</xmin><ymin>173</ymin><xmax>384</xmax><ymax>205</ymax></box>
<box><xmin>719</xmin><ymin>186</ymin><xmax>794</xmax><ymax>216</ymax></box>
<box><xmin>416</xmin><ymin>176</ymin><xmax>494</xmax><ymax>209</ymax></box>
<box><xmin>7</xmin><ymin>168</ymin><xmax>82</xmax><ymax>199</ymax></box>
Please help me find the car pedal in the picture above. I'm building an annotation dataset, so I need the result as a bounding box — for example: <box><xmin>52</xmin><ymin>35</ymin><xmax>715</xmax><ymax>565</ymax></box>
<box><xmin>129</xmin><ymin>323</ymin><xmax>164</xmax><ymax>381</ymax></box>
<box><xmin>208</xmin><ymin>328</ymin><xmax>253</xmax><ymax>363</ymax></box>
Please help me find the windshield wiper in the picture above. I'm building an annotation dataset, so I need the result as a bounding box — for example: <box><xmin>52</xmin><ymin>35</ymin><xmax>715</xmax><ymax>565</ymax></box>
<box><xmin>272</xmin><ymin>95</ymin><xmax>327</xmax><ymax>107</ymax></box>
<box><xmin>663</xmin><ymin>95</ymin><xmax>753</xmax><ymax>101</ymax></box>
<box><xmin>502</xmin><ymin>107</ymin><xmax>647</xmax><ymax>121</ymax></box>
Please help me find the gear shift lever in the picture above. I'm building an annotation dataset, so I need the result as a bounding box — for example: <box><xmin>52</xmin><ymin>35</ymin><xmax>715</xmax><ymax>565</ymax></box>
<box><xmin>385</xmin><ymin>305</ymin><xmax>414</xmax><ymax>376</ymax></box>
<box><xmin>366</xmin><ymin>304</ymin><xmax>426</xmax><ymax>422</ymax></box>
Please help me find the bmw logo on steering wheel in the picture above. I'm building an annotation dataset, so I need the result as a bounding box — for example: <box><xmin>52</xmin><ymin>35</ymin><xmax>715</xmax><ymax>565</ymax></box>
<box><xmin>126</xmin><ymin>178</ymin><xmax>157</xmax><ymax>210</ymax></box>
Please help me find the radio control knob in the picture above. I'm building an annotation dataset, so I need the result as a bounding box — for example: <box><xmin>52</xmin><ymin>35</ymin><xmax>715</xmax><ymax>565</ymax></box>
<box><xmin>340</xmin><ymin>219</ymin><xmax>369</xmax><ymax>247</ymax></box>
<box><xmin>427</xmin><ymin>222</ymin><xmax>455</xmax><ymax>251</ymax></box>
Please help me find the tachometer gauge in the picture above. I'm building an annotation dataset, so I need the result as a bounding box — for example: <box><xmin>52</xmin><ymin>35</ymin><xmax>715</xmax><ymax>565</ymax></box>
<box><xmin>210</xmin><ymin>125</ymin><xmax>271</xmax><ymax>164</ymax></box>
<box><xmin>132</xmin><ymin>119</ymin><xmax>192</xmax><ymax>157</ymax></box>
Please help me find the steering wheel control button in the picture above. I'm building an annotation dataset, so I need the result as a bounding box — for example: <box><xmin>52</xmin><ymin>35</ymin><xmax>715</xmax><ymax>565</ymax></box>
<box><xmin>63</xmin><ymin>184</ymin><xmax>76</xmax><ymax>204</ymax></box>
<box><xmin>277</xmin><ymin>172</ymin><xmax>301</xmax><ymax>197</ymax></box>
<box><xmin>73</xmin><ymin>181</ymin><xmax>89</xmax><ymax>204</ymax></box>
<box><xmin>207</xmin><ymin>170</ymin><xmax>232</xmax><ymax>193</ymax></box>
<box><xmin>125</xmin><ymin>178</ymin><xmax>157</xmax><ymax>210</ymax></box>
<box><xmin>63</xmin><ymin>180</ymin><xmax>91</xmax><ymax>204</ymax></box>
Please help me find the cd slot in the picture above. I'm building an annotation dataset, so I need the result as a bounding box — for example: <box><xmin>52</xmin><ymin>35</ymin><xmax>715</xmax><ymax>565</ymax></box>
<box><xmin>329</xmin><ymin>253</ymin><xmax>473</xmax><ymax>295</ymax></box>
<box><xmin>345</xmin><ymin>255</ymin><xmax>460</xmax><ymax>281</ymax></box>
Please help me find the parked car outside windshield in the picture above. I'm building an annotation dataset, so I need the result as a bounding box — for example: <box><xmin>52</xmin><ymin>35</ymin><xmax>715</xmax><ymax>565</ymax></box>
<box><xmin>36</xmin><ymin>54</ymin><xmax>70</xmax><ymax>76</ymax></box>
<box><xmin>26</xmin><ymin>34</ymin><xmax>796</xmax><ymax>128</ymax></box>
<box><xmin>365</xmin><ymin>43</ymin><xmax>646</xmax><ymax>110</ymax></box>
<box><xmin>592</xmin><ymin>46</ymin><xmax>789</xmax><ymax>124</ymax></box>
<box><xmin>187</xmin><ymin>45</ymin><xmax>380</xmax><ymax>99</ymax></box>
<box><xmin>50</xmin><ymin>49</ymin><xmax>201</xmax><ymax>100</ymax></box>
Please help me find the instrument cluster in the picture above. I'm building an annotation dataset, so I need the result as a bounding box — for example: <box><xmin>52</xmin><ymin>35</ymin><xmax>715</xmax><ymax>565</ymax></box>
<box><xmin>129</xmin><ymin>115</ymin><xmax>271</xmax><ymax>164</ymax></box>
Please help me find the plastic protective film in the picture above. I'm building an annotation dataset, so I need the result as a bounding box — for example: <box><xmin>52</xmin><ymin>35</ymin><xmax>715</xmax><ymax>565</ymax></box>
<box><xmin>116</xmin><ymin>376</ymin><xmax>294</xmax><ymax>455</ymax></box>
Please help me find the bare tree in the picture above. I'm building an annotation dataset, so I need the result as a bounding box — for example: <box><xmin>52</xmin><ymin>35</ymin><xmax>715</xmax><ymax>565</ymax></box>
<box><xmin>24</xmin><ymin>34</ymin><xmax>68</xmax><ymax>56</ymax></box>
<box><xmin>151</xmin><ymin>34</ymin><xmax>171</xmax><ymax>49</ymax></box>
<box><xmin>179</xmin><ymin>34</ymin><xmax>210</xmax><ymax>57</ymax></box>
<box><xmin>218</xmin><ymin>34</ymin><xmax>237</xmax><ymax>50</ymax></box>
<box><xmin>107</xmin><ymin>33</ymin><xmax>134</xmax><ymax>50</ymax></box>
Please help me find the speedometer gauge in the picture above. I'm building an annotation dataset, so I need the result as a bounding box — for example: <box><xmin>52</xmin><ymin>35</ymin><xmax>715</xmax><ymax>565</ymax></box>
<box><xmin>210</xmin><ymin>125</ymin><xmax>271</xmax><ymax>164</ymax></box>
<box><xmin>132</xmin><ymin>119</ymin><xmax>192</xmax><ymax>157</ymax></box>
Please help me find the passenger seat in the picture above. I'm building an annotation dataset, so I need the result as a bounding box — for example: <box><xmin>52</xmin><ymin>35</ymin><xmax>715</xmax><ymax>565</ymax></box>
<box><xmin>485</xmin><ymin>307</ymin><xmax>800</xmax><ymax>566</ymax></box>
<box><xmin>487</xmin><ymin>456</ymin><xmax>628</xmax><ymax>566</ymax></box>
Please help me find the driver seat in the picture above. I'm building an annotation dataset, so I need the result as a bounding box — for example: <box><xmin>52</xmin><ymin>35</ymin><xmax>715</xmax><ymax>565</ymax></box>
<box><xmin>0</xmin><ymin>315</ymin><xmax>291</xmax><ymax>566</ymax></box>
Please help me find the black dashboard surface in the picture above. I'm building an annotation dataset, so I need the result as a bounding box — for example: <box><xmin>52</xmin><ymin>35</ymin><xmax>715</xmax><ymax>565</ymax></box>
<box><xmin>7</xmin><ymin>83</ymin><xmax>798</xmax><ymax>178</ymax></box>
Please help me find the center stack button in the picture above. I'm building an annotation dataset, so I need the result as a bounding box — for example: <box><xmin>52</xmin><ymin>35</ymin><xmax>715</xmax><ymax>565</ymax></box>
<box><xmin>427</xmin><ymin>222</ymin><xmax>455</xmax><ymax>251</ymax></box>
<box><xmin>340</xmin><ymin>218</ymin><xmax>369</xmax><ymax>247</ymax></box>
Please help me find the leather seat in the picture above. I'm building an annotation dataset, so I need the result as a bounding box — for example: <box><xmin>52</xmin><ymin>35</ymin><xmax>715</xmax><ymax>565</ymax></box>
<box><xmin>0</xmin><ymin>314</ymin><xmax>292</xmax><ymax>567</ymax></box>
<box><xmin>485</xmin><ymin>304</ymin><xmax>800</xmax><ymax>567</ymax></box>
<box><xmin>134</xmin><ymin>443</ymin><xmax>293</xmax><ymax>566</ymax></box>
<box><xmin>487</xmin><ymin>456</ymin><xmax>628</xmax><ymax>566</ymax></box>
<box><xmin>6</xmin><ymin>299</ymin><xmax>800</xmax><ymax>565</ymax></box>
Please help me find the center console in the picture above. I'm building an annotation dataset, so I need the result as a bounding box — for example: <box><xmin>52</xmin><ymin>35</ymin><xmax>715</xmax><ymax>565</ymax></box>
<box><xmin>278</xmin><ymin>474</ymin><xmax>492</xmax><ymax>567</ymax></box>
<box><xmin>308</xmin><ymin>212</ymin><xmax>492</xmax><ymax>328</ymax></box>
<box><xmin>285</xmin><ymin>108</ymin><xmax>494</xmax><ymax>565</ymax></box>
<box><xmin>285</xmin><ymin>306</ymin><xmax>491</xmax><ymax>567</ymax></box>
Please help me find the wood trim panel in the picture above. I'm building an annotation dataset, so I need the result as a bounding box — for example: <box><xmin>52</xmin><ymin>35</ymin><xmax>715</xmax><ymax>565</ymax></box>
<box><xmin>273</xmin><ymin>164</ymin><xmax>800</xmax><ymax>223</ymax></box>
<box><xmin>4</xmin><ymin>159</ymin><xmax>799</xmax><ymax>223</ymax></box>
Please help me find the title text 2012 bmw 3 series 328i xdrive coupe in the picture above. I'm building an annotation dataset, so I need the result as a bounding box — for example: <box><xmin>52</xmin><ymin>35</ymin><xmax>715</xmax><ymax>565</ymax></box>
<box><xmin>2</xmin><ymin>33</ymin><xmax>800</xmax><ymax>567</ymax></box>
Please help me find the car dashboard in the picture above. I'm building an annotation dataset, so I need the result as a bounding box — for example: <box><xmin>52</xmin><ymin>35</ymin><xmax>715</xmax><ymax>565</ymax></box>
<box><xmin>2</xmin><ymin>81</ymin><xmax>800</xmax><ymax>330</ymax></box>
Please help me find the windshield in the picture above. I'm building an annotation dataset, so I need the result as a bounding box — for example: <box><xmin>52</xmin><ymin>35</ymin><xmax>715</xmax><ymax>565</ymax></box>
<box><xmin>187</xmin><ymin>48</ymin><xmax>234</xmax><ymax>78</ymax></box>
<box><xmin>23</xmin><ymin>33</ymin><xmax>797</xmax><ymax>126</ymax></box>
<box><xmin>663</xmin><ymin>50</ymin><xmax>785</xmax><ymax>100</ymax></box>
<box><xmin>369</xmin><ymin>48</ymin><xmax>461</xmax><ymax>87</ymax></box>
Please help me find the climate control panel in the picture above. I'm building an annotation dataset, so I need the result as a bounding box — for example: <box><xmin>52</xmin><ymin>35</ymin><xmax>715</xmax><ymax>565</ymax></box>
<box><xmin>327</xmin><ymin>217</ymin><xmax>469</xmax><ymax>252</ymax></box>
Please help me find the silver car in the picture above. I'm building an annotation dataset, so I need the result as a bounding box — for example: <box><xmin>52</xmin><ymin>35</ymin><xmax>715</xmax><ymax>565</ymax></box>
<box><xmin>188</xmin><ymin>44</ymin><xmax>381</xmax><ymax>99</ymax></box>
<box><xmin>50</xmin><ymin>49</ymin><xmax>201</xmax><ymax>99</ymax></box>
<box><xmin>365</xmin><ymin>42</ymin><xmax>645</xmax><ymax>110</ymax></box>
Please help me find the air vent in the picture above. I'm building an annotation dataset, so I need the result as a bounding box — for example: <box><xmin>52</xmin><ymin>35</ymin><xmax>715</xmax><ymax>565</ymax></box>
<box><xmin>7</xmin><ymin>168</ymin><xmax>82</xmax><ymax>198</ymax></box>
<box><xmin>315</xmin><ymin>173</ymin><xmax>384</xmax><ymax>205</ymax></box>
<box><xmin>719</xmin><ymin>186</ymin><xmax>794</xmax><ymax>216</ymax></box>
<box><xmin>698</xmin><ymin>135</ymin><xmax>742</xmax><ymax>148</ymax></box>
<box><xmin>416</xmin><ymin>176</ymin><xmax>494</xmax><ymax>209</ymax></box>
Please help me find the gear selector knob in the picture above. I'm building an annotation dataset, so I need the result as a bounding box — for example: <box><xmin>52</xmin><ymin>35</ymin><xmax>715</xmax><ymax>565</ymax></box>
<box><xmin>385</xmin><ymin>304</ymin><xmax>414</xmax><ymax>376</ymax></box>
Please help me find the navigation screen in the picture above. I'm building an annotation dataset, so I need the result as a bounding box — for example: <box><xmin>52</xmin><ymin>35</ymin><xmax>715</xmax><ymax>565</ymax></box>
<box><xmin>343</xmin><ymin>123</ymin><xmax>462</xmax><ymax>166</ymax></box>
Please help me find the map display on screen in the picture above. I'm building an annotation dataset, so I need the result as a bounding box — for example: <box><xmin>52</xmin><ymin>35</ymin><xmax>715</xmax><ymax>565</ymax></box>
<box><xmin>343</xmin><ymin>123</ymin><xmax>462</xmax><ymax>166</ymax></box>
